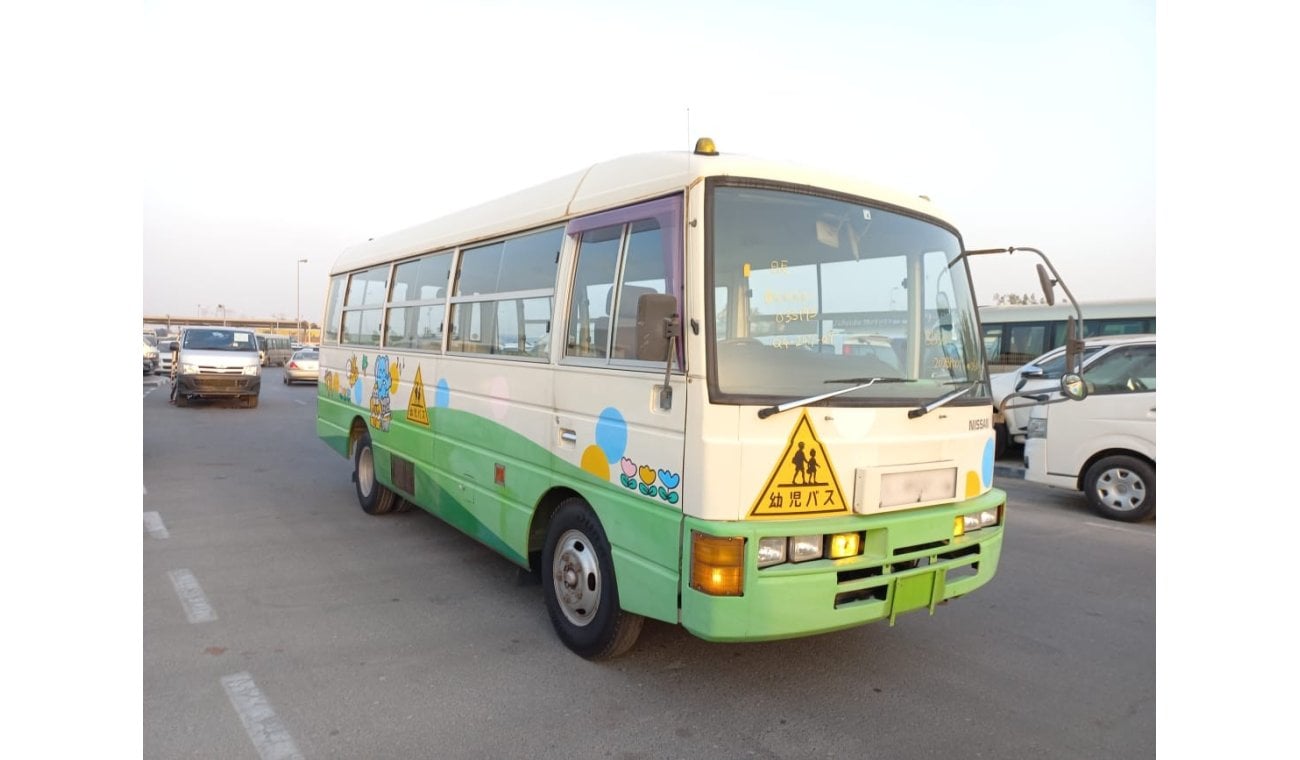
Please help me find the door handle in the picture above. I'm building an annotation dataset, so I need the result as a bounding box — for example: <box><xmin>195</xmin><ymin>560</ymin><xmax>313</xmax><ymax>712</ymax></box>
<box><xmin>559</xmin><ymin>428</ymin><xmax>577</xmax><ymax>445</ymax></box>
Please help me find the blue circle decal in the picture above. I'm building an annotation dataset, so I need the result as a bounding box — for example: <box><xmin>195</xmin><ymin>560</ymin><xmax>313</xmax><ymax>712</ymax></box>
<box><xmin>595</xmin><ymin>407</ymin><xmax>627</xmax><ymax>463</ymax></box>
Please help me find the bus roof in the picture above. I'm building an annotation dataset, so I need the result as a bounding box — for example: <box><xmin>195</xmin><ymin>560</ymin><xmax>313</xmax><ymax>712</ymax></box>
<box><xmin>331</xmin><ymin>149</ymin><xmax>951</xmax><ymax>275</ymax></box>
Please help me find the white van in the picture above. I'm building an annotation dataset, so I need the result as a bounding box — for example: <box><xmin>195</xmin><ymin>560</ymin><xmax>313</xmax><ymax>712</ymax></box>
<box><xmin>992</xmin><ymin>334</ymin><xmax>1155</xmax><ymax>454</ymax></box>
<box><xmin>170</xmin><ymin>326</ymin><xmax>263</xmax><ymax>408</ymax></box>
<box><xmin>1022</xmin><ymin>337</ymin><xmax>1156</xmax><ymax>521</ymax></box>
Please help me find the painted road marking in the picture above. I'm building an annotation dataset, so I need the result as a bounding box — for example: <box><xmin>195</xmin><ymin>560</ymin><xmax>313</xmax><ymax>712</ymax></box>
<box><xmin>167</xmin><ymin>569</ymin><xmax>217</xmax><ymax>623</ymax></box>
<box><xmin>144</xmin><ymin>511</ymin><xmax>169</xmax><ymax>539</ymax></box>
<box><xmin>221</xmin><ymin>672</ymin><xmax>304</xmax><ymax>760</ymax></box>
<box><xmin>1085</xmin><ymin>520</ymin><xmax>1154</xmax><ymax>537</ymax></box>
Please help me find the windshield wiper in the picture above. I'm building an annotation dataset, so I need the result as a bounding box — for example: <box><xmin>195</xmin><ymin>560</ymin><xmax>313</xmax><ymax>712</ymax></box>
<box><xmin>907</xmin><ymin>383</ymin><xmax>975</xmax><ymax>419</ymax></box>
<box><xmin>756</xmin><ymin>377</ymin><xmax>909</xmax><ymax>419</ymax></box>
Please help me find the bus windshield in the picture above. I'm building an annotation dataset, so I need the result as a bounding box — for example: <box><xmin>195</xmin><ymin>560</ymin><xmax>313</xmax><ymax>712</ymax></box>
<box><xmin>708</xmin><ymin>183</ymin><xmax>986</xmax><ymax>404</ymax></box>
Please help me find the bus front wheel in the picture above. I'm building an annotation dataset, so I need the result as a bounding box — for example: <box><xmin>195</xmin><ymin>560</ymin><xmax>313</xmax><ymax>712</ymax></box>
<box><xmin>353</xmin><ymin>431</ymin><xmax>396</xmax><ymax>515</ymax></box>
<box><xmin>542</xmin><ymin>499</ymin><xmax>643</xmax><ymax>660</ymax></box>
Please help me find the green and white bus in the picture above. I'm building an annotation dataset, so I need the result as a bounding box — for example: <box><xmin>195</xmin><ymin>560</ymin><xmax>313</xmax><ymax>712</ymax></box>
<box><xmin>317</xmin><ymin>140</ymin><xmax>1013</xmax><ymax>659</ymax></box>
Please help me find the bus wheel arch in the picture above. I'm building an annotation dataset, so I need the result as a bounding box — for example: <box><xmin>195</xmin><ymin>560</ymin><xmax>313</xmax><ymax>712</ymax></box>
<box><xmin>541</xmin><ymin>496</ymin><xmax>644</xmax><ymax>660</ymax></box>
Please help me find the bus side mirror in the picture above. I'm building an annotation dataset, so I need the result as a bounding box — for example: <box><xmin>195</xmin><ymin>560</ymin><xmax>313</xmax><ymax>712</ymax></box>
<box><xmin>1036</xmin><ymin>263</ymin><xmax>1057</xmax><ymax>306</ymax></box>
<box><xmin>1061</xmin><ymin>373</ymin><xmax>1088</xmax><ymax>401</ymax></box>
<box><xmin>636</xmin><ymin>293</ymin><xmax>678</xmax><ymax>362</ymax></box>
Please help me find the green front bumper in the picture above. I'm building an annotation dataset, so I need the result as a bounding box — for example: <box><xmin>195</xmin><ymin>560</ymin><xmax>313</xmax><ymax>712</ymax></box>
<box><xmin>680</xmin><ymin>488</ymin><xmax>1006</xmax><ymax>642</ymax></box>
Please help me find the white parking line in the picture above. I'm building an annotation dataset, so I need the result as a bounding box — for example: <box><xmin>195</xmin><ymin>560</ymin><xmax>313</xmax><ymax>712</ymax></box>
<box><xmin>144</xmin><ymin>511</ymin><xmax>169</xmax><ymax>539</ymax></box>
<box><xmin>221</xmin><ymin>672</ymin><xmax>304</xmax><ymax>760</ymax></box>
<box><xmin>167</xmin><ymin>569</ymin><xmax>217</xmax><ymax>623</ymax></box>
<box><xmin>1084</xmin><ymin>520</ymin><xmax>1153</xmax><ymax>536</ymax></box>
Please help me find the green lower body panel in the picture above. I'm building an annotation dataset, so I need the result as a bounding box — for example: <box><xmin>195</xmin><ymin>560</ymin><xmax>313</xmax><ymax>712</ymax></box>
<box><xmin>315</xmin><ymin>394</ymin><xmax>682</xmax><ymax>624</ymax></box>
<box><xmin>680</xmin><ymin>489</ymin><xmax>1006</xmax><ymax>642</ymax></box>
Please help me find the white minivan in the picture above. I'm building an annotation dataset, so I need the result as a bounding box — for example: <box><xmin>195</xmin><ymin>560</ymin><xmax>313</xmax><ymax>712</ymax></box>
<box><xmin>170</xmin><ymin>326</ymin><xmax>263</xmax><ymax>408</ymax></box>
<box><xmin>991</xmin><ymin>333</ymin><xmax>1155</xmax><ymax>455</ymax></box>
<box><xmin>1023</xmin><ymin>337</ymin><xmax>1156</xmax><ymax>521</ymax></box>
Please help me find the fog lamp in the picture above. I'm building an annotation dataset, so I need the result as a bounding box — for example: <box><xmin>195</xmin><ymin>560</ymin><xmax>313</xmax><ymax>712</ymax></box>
<box><xmin>828</xmin><ymin>532</ymin><xmax>862</xmax><ymax>559</ymax></box>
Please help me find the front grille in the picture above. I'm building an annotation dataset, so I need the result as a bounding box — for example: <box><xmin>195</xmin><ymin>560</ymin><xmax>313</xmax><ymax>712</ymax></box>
<box><xmin>832</xmin><ymin>541</ymin><xmax>983</xmax><ymax>610</ymax></box>
<box><xmin>193</xmin><ymin>376</ymin><xmax>248</xmax><ymax>391</ymax></box>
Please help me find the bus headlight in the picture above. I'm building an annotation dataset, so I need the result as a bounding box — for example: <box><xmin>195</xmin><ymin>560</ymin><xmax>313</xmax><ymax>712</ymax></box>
<box><xmin>690</xmin><ymin>532</ymin><xmax>744</xmax><ymax>596</ymax></box>
<box><xmin>955</xmin><ymin>508</ymin><xmax>1002</xmax><ymax>536</ymax></box>
<box><xmin>789</xmin><ymin>535</ymin><xmax>824</xmax><ymax>563</ymax></box>
<box><xmin>757</xmin><ymin>537</ymin><xmax>787</xmax><ymax>568</ymax></box>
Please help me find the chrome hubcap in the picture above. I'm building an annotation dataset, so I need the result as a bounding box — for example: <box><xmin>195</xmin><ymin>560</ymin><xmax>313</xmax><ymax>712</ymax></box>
<box><xmin>552</xmin><ymin>529</ymin><xmax>600</xmax><ymax>627</ymax></box>
<box><xmin>1094</xmin><ymin>467</ymin><xmax>1146</xmax><ymax>512</ymax></box>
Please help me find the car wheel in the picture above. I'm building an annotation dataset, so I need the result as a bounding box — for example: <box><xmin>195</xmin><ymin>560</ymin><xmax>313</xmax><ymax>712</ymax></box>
<box><xmin>994</xmin><ymin>423</ymin><xmax>1008</xmax><ymax>459</ymax></box>
<box><xmin>353</xmin><ymin>431</ymin><xmax>396</xmax><ymax>515</ymax></box>
<box><xmin>244</xmin><ymin>395</ymin><xmax>259</xmax><ymax>409</ymax></box>
<box><xmin>283</xmin><ymin>375</ymin><xmax>289</xmax><ymax>385</ymax></box>
<box><xmin>541</xmin><ymin>498</ymin><xmax>643</xmax><ymax>660</ymax></box>
<box><xmin>1083</xmin><ymin>455</ymin><xmax>1155</xmax><ymax>522</ymax></box>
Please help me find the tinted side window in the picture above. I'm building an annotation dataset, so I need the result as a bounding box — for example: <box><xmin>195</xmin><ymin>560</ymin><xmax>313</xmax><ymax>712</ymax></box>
<box><xmin>448</xmin><ymin>227</ymin><xmax>561</xmax><ymax>358</ymax></box>
<box><xmin>386</xmin><ymin>251</ymin><xmax>452</xmax><ymax>351</ymax></box>
<box><xmin>1083</xmin><ymin>345</ymin><xmax>1156</xmax><ymax>394</ymax></box>
<box><xmin>341</xmin><ymin>265</ymin><xmax>389</xmax><ymax>346</ymax></box>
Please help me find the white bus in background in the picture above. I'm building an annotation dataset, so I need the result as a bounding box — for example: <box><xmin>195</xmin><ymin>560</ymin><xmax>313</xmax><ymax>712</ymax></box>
<box><xmin>256</xmin><ymin>334</ymin><xmax>293</xmax><ymax>367</ymax></box>
<box><xmin>979</xmin><ymin>298</ymin><xmax>1155</xmax><ymax>373</ymax></box>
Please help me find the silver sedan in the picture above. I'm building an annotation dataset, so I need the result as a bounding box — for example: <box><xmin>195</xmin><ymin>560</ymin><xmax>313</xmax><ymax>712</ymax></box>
<box><xmin>283</xmin><ymin>349</ymin><xmax>319</xmax><ymax>384</ymax></box>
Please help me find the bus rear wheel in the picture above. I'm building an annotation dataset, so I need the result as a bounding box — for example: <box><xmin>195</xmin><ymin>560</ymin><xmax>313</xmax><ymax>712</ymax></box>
<box><xmin>541</xmin><ymin>499</ymin><xmax>643</xmax><ymax>660</ymax></box>
<box><xmin>353</xmin><ymin>431</ymin><xmax>396</xmax><ymax>515</ymax></box>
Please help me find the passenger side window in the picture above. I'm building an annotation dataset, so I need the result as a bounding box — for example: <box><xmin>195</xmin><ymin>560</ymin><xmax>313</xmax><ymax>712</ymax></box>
<box><xmin>1083</xmin><ymin>345</ymin><xmax>1156</xmax><ymax>394</ymax></box>
<box><xmin>563</xmin><ymin>196</ymin><xmax>683</xmax><ymax>366</ymax></box>
<box><xmin>341</xmin><ymin>265</ymin><xmax>389</xmax><ymax>346</ymax></box>
<box><xmin>385</xmin><ymin>251</ymin><xmax>452</xmax><ymax>351</ymax></box>
<box><xmin>447</xmin><ymin>227</ymin><xmax>561</xmax><ymax>359</ymax></box>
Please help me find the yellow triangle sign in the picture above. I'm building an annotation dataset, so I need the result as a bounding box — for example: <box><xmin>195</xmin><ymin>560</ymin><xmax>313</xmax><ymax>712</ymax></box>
<box><xmin>407</xmin><ymin>365</ymin><xmax>429</xmax><ymax>426</ymax></box>
<box><xmin>749</xmin><ymin>409</ymin><xmax>849</xmax><ymax>518</ymax></box>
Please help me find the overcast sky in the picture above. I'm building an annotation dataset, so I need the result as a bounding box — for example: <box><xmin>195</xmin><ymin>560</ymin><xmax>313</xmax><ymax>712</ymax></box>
<box><xmin>142</xmin><ymin>0</ymin><xmax>1154</xmax><ymax>324</ymax></box>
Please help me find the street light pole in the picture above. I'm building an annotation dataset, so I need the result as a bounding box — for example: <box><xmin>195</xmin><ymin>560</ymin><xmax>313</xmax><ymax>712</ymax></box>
<box><xmin>218</xmin><ymin>303</ymin><xmax>226</xmax><ymax>325</ymax></box>
<box><xmin>296</xmin><ymin>258</ymin><xmax>308</xmax><ymax>344</ymax></box>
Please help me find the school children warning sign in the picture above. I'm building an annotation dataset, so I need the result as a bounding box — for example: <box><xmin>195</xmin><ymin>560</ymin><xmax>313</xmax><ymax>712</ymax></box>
<box><xmin>749</xmin><ymin>409</ymin><xmax>849</xmax><ymax>518</ymax></box>
<box><xmin>407</xmin><ymin>365</ymin><xmax>429</xmax><ymax>426</ymax></box>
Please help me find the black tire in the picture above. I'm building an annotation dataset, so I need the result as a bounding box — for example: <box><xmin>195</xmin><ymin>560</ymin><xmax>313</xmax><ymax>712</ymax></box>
<box><xmin>1083</xmin><ymin>455</ymin><xmax>1155</xmax><ymax>522</ymax></box>
<box><xmin>353</xmin><ymin>431</ymin><xmax>396</xmax><ymax>515</ymax></box>
<box><xmin>994</xmin><ymin>422</ymin><xmax>1008</xmax><ymax>459</ymax></box>
<box><xmin>244</xmin><ymin>395</ymin><xmax>259</xmax><ymax>409</ymax></box>
<box><xmin>541</xmin><ymin>498</ymin><xmax>643</xmax><ymax>660</ymax></box>
<box><xmin>283</xmin><ymin>375</ymin><xmax>289</xmax><ymax>385</ymax></box>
